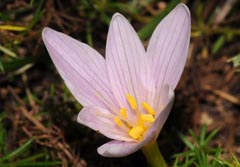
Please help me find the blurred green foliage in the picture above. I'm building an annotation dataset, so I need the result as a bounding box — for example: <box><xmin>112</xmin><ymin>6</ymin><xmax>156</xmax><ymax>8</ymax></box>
<box><xmin>173</xmin><ymin>125</ymin><xmax>240</xmax><ymax>167</ymax></box>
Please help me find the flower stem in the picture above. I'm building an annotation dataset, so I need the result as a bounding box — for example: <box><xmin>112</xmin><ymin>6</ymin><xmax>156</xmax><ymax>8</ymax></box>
<box><xmin>142</xmin><ymin>141</ymin><xmax>167</xmax><ymax>167</ymax></box>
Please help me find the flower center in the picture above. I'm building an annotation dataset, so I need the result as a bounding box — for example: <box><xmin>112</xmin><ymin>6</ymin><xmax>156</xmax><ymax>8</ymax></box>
<box><xmin>114</xmin><ymin>94</ymin><xmax>156</xmax><ymax>141</ymax></box>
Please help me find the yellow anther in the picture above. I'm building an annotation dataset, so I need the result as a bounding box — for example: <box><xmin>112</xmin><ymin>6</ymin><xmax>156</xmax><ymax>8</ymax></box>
<box><xmin>137</xmin><ymin>117</ymin><xmax>144</xmax><ymax>128</ymax></box>
<box><xmin>128</xmin><ymin>126</ymin><xmax>144</xmax><ymax>140</ymax></box>
<box><xmin>114</xmin><ymin>117</ymin><xmax>123</xmax><ymax>127</ymax></box>
<box><xmin>141</xmin><ymin>114</ymin><xmax>154</xmax><ymax>123</ymax></box>
<box><xmin>126</xmin><ymin>94</ymin><xmax>137</xmax><ymax>110</ymax></box>
<box><xmin>142</xmin><ymin>102</ymin><xmax>155</xmax><ymax>115</ymax></box>
<box><xmin>120</xmin><ymin>108</ymin><xmax>127</xmax><ymax>119</ymax></box>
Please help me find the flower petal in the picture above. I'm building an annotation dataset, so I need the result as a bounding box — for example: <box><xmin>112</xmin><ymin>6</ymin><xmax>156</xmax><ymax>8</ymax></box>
<box><xmin>97</xmin><ymin>140</ymin><xmax>139</xmax><ymax>157</ymax></box>
<box><xmin>97</xmin><ymin>117</ymin><xmax>159</xmax><ymax>158</ymax></box>
<box><xmin>147</xmin><ymin>3</ymin><xmax>191</xmax><ymax>90</ymax></box>
<box><xmin>96</xmin><ymin>95</ymin><xmax>176</xmax><ymax>158</ymax></box>
<box><xmin>78</xmin><ymin>106</ymin><xmax>134</xmax><ymax>142</ymax></box>
<box><xmin>42</xmin><ymin>28</ymin><xmax>118</xmax><ymax>111</ymax></box>
<box><xmin>106</xmin><ymin>13</ymin><xmax>155</xmax><ymax>119</ymax></box>
<box><xmin>146</xmin><ymin>86</ymin><xmax>174</xmax><ymax>141</ymax></box>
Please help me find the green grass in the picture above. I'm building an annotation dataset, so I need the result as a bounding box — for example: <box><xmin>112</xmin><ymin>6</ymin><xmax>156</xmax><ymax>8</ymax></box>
<box><xmin>0</xmin><ymin>114</ymin><xmax>61</xmax><ymax>167</ymax></box>
<box><xmin>173</xmin><ymin>125</ymin><xmax>240</xmax><ymax>167</ymax></box>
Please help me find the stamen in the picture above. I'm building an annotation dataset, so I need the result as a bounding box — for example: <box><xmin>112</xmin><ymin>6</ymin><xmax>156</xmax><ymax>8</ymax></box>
<box><xmin>120</xmin><ymin>108</ymin><xmax>127</xmax><ymax>119</ymax></box>
<box><xmin>137</xmin><ymin>117</ymin><xmax>144</xmax><ymax>128</ymax></box>
<box><xmin>112</xmin><ymin>96</ymin><xmax>156</xmax><ymax>141</ymax></box>
<box><xmin>114</xmin><ymin>117</ymin><xmax>123</xmax><ymax>127</ymax></box>
<box><xmin>141</xmin><ymin>114</ymin><xmax>154</xmax><ymax>123</ymax></box>
<box><xmin>142</xmin><ymin>102</ymin><xmax>156</xmax><ymax>115</ymax></box>
<box><xmin>128</xmin><ymin>126</ymin><xmax>144</xmax><ymax>140</ymax></box>
<box><xmin>126</xmin><ymin>94</ymin><xmax>137</xmax><ymax>110</ymax></box>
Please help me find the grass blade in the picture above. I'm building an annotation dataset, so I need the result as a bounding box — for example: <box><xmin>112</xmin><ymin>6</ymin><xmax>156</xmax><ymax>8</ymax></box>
<box><xmin>0</xmin><ymin>138</ymin><xmax>34</xmax><ymax>162</ymax></box>
<box><xmin>0</xmin><ymin>25</ymin><xmax>27</xmax><ymax>31</ymax></box>
<box><xmin>0</xmin><ymin>45</ymin><xmax>17</xmax><ymax>58</ymax></box>
<box><xmin>137</xmin><ymin>0</ymin><xmax>180</xmax><ymax>40</ymax></box>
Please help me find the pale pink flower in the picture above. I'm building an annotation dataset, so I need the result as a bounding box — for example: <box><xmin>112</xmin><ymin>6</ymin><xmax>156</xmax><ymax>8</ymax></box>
<box><xmin>42</xmin><ymin>3</ymin><xmax>190</xmax><ymax>157</ymax></box>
